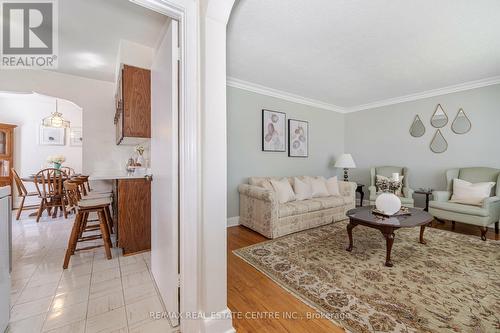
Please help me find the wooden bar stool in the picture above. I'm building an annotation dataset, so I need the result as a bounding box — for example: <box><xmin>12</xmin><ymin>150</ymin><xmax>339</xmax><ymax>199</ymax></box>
<box><xmin>67</xmin><ymin>177</ymin><xmax>114</xmax><ymax>233</ymax></box>
<box><xmin>63</xmin><ymin>181</ymin><xmax>113</xmax><ymax>269</ymax></box>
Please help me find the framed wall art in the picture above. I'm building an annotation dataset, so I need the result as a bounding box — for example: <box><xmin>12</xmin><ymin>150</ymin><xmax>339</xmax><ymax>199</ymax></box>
<box><xmin>39</xmin><ymin>126</ymin><xmax>65</xmax><ymax>146</ymax></box>
<box><xmin>262</xmin><ymin>109</ymin><xmax>286</xmax><ymax>152</ymax></box>
<box><xmin>288</xmin><ymin>119</ymin><xmax>308</xmax><ymax>157</ymax></box>
<box><xmin>70</xmin><ymin>127</ymin><xmax>83</xmax><ymax>146</ymax></box>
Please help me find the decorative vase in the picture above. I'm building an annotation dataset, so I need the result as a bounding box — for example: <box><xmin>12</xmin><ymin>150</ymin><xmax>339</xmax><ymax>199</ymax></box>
<box><xmin>136</xmin><ymin>154</ymin><xmax>145</xmax><ymax>167</ymax></box>
<box><xmin>54</xmin><ymin>162</ymin><xmax>61</xmax><ymax>169</ymax></box>
<box><xmin>375</xmin><ymin>192</ymin><xmax>401</xmax><ymax>215</ymax></box>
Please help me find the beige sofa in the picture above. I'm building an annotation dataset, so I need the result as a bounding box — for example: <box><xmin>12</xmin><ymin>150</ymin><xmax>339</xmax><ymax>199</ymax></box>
<box><xmin>238</xmin><ymin>176</ymin><xmax>356</xmax><ymax>239</ymax></box>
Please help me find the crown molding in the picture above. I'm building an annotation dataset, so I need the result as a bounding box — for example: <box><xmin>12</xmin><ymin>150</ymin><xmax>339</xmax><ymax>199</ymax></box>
<box><xmin>226</xmin><ymin>77</ymin><xmax>346</xmax><ymax>113</ymax></box>
<box><xmin>345</xmin><ymin>76</ymin><xmax>500</xmax><ymax>113</ymax></box>
<box><xmin>226</xmin><ymin>76</ymin><xmax>500</xmax><ymax>114</ymax></box>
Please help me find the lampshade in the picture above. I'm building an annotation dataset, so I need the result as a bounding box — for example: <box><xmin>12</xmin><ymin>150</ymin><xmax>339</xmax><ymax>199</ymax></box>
<box><xmin>334</xmin><ymin>153</ymin><xmax>356</xmax><ymax>169</ymax></box>
<box><xmin>42</xmin><ymin>100</ymin><xmax>70</xmax><ymax>128</ymax></box>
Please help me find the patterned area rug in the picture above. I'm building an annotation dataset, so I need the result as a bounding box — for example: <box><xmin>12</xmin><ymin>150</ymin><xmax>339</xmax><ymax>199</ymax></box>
<box><xmin>233</xmin><ymin>221</ymin><xmax>500</xmax><ymax>333</ymax></box>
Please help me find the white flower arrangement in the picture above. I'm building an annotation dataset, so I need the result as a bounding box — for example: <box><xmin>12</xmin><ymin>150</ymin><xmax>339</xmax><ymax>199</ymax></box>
<box><xmin>47</xmin><ymin>155</ymin><xmax>66</xmax><ymax>164</ymax></box>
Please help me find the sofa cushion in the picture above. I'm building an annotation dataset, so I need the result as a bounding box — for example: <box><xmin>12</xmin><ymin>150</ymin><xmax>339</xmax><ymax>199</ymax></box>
<box><xmin>279</xmin><ymin>196</ymin><xmax>345</xmax><ymax>218</ymax></box>
<box><xmin>325</xmin><ymin>176</ymin><xmax>340</xmax><ymax>196</ymax></box>
<box><xmin>270</xmin><ymin>178</ymin><xmax>296</xmax><ymax>204</ymax></box>
<box><xmin>429</xmin><ymin>201</ymin><xmax>489</xmax><ymax>217</ymax></box>
<box><xmin>307</xmin><ymin>177</ymin><xmax>329</xmax><ymax>198</ymax></box>
<box><xmin>293</xmin><ymin>177</ymin><xmax>312</xmax><ymax>200</ymax></box>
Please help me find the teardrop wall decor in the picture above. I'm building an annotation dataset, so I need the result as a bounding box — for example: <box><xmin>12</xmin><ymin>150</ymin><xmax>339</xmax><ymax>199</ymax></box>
<box><xmin>451</xmin><ymin>108</ymin><xmax>472</xmax><ymax>134</ymax></box>
<box><xmin>430</xmin><ymin>129</ymin><xmax>448</xmax><ymax>153</ymax></box>
<box><xmin>409</xmin><ymin>115</ymin><xmax>426</xmax><ymax>137</ymax></box>
<box><xmin>430</xmin><ymin>104</ymin><xmax>448</xmax><ymax>128</ymax></box>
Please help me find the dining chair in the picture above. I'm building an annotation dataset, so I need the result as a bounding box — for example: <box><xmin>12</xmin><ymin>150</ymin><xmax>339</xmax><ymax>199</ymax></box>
<box><xmin>60</xmin><ymin>166</ymin><xmax>75</xmax><ymax>177</ymax></box>
<box><xmin>34</xmin><ymin>168</ymin><xmax>69</xmax><ymax>222</ymax></box>
<box><xmin>63</xmin><ymin>181</ymin><xmax>113</xmax><ymax>269</ymax></box>
<box><xmin>11</xmin><ymin>169</ymin><xmax>39</xmax><ymax>220</ymax></box>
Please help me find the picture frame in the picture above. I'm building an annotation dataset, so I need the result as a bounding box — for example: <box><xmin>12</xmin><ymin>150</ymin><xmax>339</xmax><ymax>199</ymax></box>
<box><xmin>39</xmin><ymin>126</ymin><xmax>65</xmax><ymax>146</ymax></box>
<box><xmin>288</xmin><ymin>119</ymin><xmax>308</xmax><ymax>157</ymax></box>
<box><xmin>262</xmin><ymin>109</ymin><xmax>286</xmax><ymax>152</ymax></box>
<box><xmin>70</xmin><ymin>127</ymin><xmax>83</xmax><ymax>146</ymax></box>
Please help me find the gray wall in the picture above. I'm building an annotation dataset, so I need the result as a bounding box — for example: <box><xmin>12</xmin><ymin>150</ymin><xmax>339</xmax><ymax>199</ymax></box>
<box><xmin>227</xmin><ymin>87</ymin><xmax>345</xmax><ymax>218</ymax></box>
<box><xmin>345</xmin><ymin>84</ymin><xmax>500</xmax><ymax>207</ymax></box>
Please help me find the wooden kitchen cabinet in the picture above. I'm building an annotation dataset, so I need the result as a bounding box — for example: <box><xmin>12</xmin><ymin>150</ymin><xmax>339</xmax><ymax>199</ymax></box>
<box><xmin>0</xmin><ymin>124</ymin><xmax>17</xmax><ymax>188</ymax></box>
<box><xmin>115</xmin><ymin>65</ymin><xmax>151</xmax><ymax>145</ymax></box>
<box><xmin>115</xmin><ymin>178</ymin><xmax>151</xmax><ymax>255</ymax></box>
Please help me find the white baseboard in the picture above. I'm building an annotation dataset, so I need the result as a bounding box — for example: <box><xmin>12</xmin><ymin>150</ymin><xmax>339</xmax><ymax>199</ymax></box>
<box><xmin>227</xmin><ymin>216</ymin><xmax>240</xmax><ymax>228</ymax></box>
<box><xmin>201</xmin><ymin>308</ymin><xmax>236</xmax><ymax>333</ymax></box>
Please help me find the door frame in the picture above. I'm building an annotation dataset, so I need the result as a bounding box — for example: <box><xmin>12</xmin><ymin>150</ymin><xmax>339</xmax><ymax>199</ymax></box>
<box><xmin>130</xmin><ymin>0</ymin><xmax>200</xmax><ymax>332</ymax></box>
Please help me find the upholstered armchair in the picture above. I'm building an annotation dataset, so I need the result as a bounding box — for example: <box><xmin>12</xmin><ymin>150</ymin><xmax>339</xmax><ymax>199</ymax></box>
<box><xmin>429</xmin><ymin>167</ymin><xmax>500</xmax><ymax>240</ymax></box>
<box><xmin>369</xmin><ymin>166</ymin><xmax>414</xmax><ymax>207</ymax></box>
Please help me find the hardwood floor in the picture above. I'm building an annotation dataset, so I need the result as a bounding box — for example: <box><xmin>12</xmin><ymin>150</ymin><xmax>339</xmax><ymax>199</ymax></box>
<box><xmin>227</xmin><ymin>220</ymin><xmax>499</xmax><ymax>332</ymax></box>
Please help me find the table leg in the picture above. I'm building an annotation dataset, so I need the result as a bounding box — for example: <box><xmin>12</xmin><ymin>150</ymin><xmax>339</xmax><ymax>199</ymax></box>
<box><xmin>360</xmin><ymin>190</ymin><xmax>364</xmax><ymax>207</ymax></box>
<box><xmin>420</xmin><ymin>225</ymin><xmax>426</xmax><ymax>244</ymax></box>
<box><xmin>381</xmin><ymin>230</ymin><xmax>395</xmax><ymax>267</ymax></box>
<box><xmin>346</xmin><ymin>222</ymin><xmax>357</xmax><ymax>252</ymax></box>
<box><xmin>424</xmin><ymin>194</ymin><xmax>430</xmax><ymax>212</ymax></box>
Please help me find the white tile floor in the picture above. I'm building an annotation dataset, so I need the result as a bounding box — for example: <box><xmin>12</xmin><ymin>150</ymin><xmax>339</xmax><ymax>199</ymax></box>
<box><xmin>8</xmin><ymin>210</ymin><xmax>177</xmax><ymax>333</ymax></box>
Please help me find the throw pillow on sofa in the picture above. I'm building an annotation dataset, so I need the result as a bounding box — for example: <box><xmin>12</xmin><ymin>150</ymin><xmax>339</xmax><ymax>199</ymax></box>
<box><xmin>449</xmin><ymin>178</ymin><xmax>495</xmax><ymax>206</ymax></box>
<box><xmin>293</xmin><ymin>177</ymin><xmax>312</xmax><ymax>200</ymax></box>
<box><xmin>270</xmin><ymin>178</ymin><xmax>296</xmax><ymax>203</ymax></box>
<box><xmin>325</xmin><ymin>176</ymin><xmax>340</xmax><ymax>196</ymax></box>
<box><xmin>307</xmin><ymin>177</ymin><xmax>329</xmax><ymax>198</ymax></box>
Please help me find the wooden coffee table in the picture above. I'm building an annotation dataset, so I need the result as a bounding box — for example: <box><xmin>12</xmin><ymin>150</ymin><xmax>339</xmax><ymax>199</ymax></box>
<box><xmin>345</xmin><ymin>206</ymin><xmax>433</xmax><ymax>267</ymax></box>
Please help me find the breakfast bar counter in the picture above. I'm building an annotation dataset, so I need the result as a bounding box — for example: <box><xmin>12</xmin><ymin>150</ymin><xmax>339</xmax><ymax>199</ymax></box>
<box><xmin>90</xmin><ymin>171</ymin><xmax>152</xmax><ymax>256</ymax></box>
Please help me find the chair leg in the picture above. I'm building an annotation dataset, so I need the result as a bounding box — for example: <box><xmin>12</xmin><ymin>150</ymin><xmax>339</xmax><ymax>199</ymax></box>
<box><xmin>495</xmin><ymin>221</ymin><xmax>499</xmax><ymax>234</ymax></box>
<box><xmin>62</xmin><ymin>200</ymin><xmax>68</xmax><ymax>219</ymax></box>
<box><xmin>36</xmin><ymin>199</ymin><xmax>45</xmax><ymax>222</ymax></box>
<box><xmin>16</xmin><ymin>196</ymin><xmax>25</xmax><ymax>220</ymax></box>
<box><xmin>98</xmin><ymin>210</ymin><xmax>112</xmax><ymax>259</ymax></box>
<box><xmin>63</xmin><ymin>213</ymin><xmax>83</xmax><ymax>269</ymax></box>
<box><xmin>104</xmin><ymin>205</ymin><xmax>113</xmax><ymax>234</ymax></box>
<box><xmin>480</xmin><ymin>227</ymin><xmax>488</xmax><ymax>241</ymax></box>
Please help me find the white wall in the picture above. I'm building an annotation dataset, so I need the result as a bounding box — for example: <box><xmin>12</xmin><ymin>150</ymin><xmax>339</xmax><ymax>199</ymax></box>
<box><xmin>345</xmin><ymin>84</ymin><xmax>500</xmax><ymax>207</ymax></box>
<box><xmin>0</xmin><ymin>94</ymin><xmax>83</xmax><ymax>176</ymax></box>
<box><xmin>0</xmin><ymin>70</ymin><xmax>135</xmax><ymax>175</ymax></box>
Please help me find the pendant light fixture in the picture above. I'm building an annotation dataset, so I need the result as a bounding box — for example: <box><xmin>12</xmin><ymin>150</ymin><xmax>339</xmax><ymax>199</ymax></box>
<box><xmin>42</xmin><ymin>99</ymin><xmax>70</xmax><ymax>128</ymax></box>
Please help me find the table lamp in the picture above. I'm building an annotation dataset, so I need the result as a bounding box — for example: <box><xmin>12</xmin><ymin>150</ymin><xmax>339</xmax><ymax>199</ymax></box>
<box><xmin>334</xmin><ymin>153</ymin><xmax>356</xmax><ymax>181</ymax></box>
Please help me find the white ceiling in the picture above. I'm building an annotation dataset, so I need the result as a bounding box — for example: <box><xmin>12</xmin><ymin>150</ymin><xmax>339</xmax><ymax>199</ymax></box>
<box><xmin>227</xmin><ymin>0</ymin><xmax>500</xmax><ymax>110</ymax></box>
<box><xmin>55</xmin><ymin>0</ymin><xmax>167</xmax><ymax>82</ymax></box>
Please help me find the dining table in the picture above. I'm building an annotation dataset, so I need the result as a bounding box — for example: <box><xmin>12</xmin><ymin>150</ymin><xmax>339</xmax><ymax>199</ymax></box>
<box><xmin>21</xmin><ymin>173</ymin><xmax>82</xmax><ymax>217</ymax></box>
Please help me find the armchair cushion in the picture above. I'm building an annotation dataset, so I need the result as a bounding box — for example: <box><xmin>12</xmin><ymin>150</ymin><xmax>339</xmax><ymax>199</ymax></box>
<box><xmin>449</xmin><ymin>178</ymin><xmax>495</xmax><ymax>206</ymax></box>
<box><xmin>429</xmin><ymin>201</ymin><xmax>490</xmax><ymax>217</ymax></box>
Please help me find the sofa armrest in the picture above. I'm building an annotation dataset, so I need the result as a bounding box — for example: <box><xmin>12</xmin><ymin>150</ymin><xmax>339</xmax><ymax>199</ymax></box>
<box><xmin>238</xmin><ymin>184</ymin><xmax>275</xmax><ymax>202</ymax></box>
<box><xmin>238</xmin><ymin>184</ymin><xmax>278</xmax><ymax>238</ymax></box>
<box><xmin>482</xmin><ymin>196</ymin><xmax>500</xmax><ymax>209</ymax></box>
<box><xmin>339</xmin><ymin>181</ymin><xmax>356</xmax><ymax>196</ymax></box>
<box><xmin>432</xmin><ymin>190</ymin><xmax>451</xmax><ymax>202</ymax></box>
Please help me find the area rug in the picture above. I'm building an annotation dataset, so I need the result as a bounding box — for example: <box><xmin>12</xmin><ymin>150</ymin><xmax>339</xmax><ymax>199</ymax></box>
<box><xmin>233</xmin><ymin>221</ymin><xmax>500</xmax><ymax>333</ymax></box>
